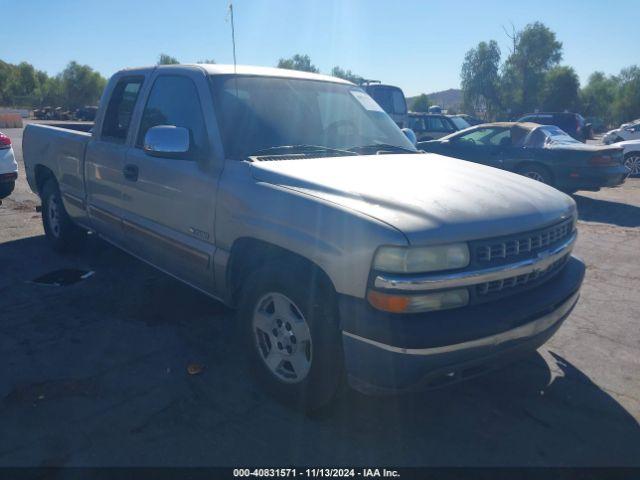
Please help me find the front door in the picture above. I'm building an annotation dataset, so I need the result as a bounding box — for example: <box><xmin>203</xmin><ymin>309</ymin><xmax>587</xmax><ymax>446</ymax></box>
<box><xmin>448</xmin><ymin>127</ymin><xmax>511</xmax><ymax>169</ymax></box>
<box><xmin>120</xmin><ymin>73</ymin><xmax>218</xmax><ymax>290</ymax></box>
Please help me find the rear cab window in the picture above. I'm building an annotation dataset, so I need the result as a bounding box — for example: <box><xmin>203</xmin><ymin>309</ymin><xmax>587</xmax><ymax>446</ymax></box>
<box><xmin>101</xmin><ymin>77</ymin><xmax>144</xmax><ymax>143</ymax></box>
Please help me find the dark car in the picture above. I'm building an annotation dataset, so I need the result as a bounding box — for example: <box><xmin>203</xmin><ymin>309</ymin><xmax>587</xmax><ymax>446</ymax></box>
<box><xmin>75</xmin><ymin>105</ymin><xmax>98</xmax><ymax>121</ymax></box>
<box><xmin>517</xmin><ymin>112</ymin><xmax>592</xmax><ymax>142</ymax></box>
<box><xmin>408</xmin><ymin>112</ymin><xmax>470</xmax><ymax>141</ymax></box>
<box><xmin>417</xmin><ymin>122</ymin><xmax>627</xmax><ymax>193</ymax></box>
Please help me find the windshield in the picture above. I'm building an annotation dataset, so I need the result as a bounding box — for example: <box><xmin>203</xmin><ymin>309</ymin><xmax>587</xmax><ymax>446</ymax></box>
<box><xmin>449</xmin><ymin>116</ymin><xmax>471</xmax><ymax>130</ymax></box>
<box><xmin>524</xmin><ymin>125</ymin><xmax>581</xmax><ymax>147</ymax></box>
<box><xmin>210</xmin><ymin>75</ymin><xmax>415</xmax><ymax>159</ymax></box>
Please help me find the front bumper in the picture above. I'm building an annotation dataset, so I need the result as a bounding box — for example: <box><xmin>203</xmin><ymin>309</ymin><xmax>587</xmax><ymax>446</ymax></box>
<box><xmin>340</xmin><ymin>256</ymin><xmax>585</xmax><ymax>393</ymax></box>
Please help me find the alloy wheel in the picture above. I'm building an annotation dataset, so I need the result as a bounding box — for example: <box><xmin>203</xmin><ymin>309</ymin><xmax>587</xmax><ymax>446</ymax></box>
<box><xmin>252</xmin><ymin>292</ymin><xmax>313</xmax><ymax>384</ymax></box>
<box><xmin>48</xmin><ymin>195</ymin><xmax>62</xmax><ymax>238</ymax></box>
<box><xmin>524</xmin><ymin>171</ymin><xmax>546</xmax><ymax>183</ymax></box>
<box><xmin>624</xmin><ymin>154</ymin><xmax>640</xmax><ymax>176</ymax></box>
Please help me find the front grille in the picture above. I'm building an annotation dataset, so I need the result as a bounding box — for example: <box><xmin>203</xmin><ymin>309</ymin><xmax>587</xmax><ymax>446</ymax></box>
<box><xmin>475</xmin><ymin>254</ymin><xmax>569</xmax><ymax>296</ymax></box>
<box><xmin>474</xmin><ymin>218</ymin><xmax>573</xmax><ymax>265</ymax></box>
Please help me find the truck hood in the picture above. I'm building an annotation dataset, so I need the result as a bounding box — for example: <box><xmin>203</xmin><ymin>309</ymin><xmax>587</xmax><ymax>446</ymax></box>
<box><xmin>250</xmin><ymin>153</ymin><xmax>576</xmax><ymax>245</ymax></box>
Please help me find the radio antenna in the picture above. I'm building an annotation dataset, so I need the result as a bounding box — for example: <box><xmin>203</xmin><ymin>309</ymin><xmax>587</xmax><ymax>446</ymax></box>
<box><xmin>228</xmin><ymin>1</ymin><xmax>237</xmax><ymax>74</ymax></box>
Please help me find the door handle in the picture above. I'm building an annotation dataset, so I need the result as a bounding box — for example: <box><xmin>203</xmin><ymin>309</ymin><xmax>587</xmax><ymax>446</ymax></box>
<box><xmin>123</xmin><ymin>164</ymin><xmax>139</xmax><ymax>181</ymax></box>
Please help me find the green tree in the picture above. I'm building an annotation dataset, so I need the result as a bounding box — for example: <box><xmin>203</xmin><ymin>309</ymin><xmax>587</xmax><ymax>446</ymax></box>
<box><xmin>540</xmin><ymin>66</ymin><xmax>580</xmax><ymax>112</ymax></box>
<box><xmin>500</xmin><ymin>22</ymin><xmax>563</xmax><ymax>115</ymax></box>
<box><xmin>197</xmin><ymin>59</ymin><xmax>216</xmax><ymax>64</ymax></box>
<box><xmin>39</xmin><ymin>76</ymin><xmax>63</xmax><ymax>106</ymax></box>
<box><xmin>6</xmin><ymin>62</ymin><xmax>38</xmax><ymax>104</ymax></box>
<box><xmin>277</xmin><ymin>54</ymin><xmax>318</xmax><ymax>73</ymax></box>
<box><xmin>612</xmin><ymin>65</ymin><xmax>640</xmax><ymax>124</ymax></box>
<box><xmin>0</xmin><ymin>60</ymin><xmax>14</xmax><ymax>104</ymax></box>
<box><xmin>460</xmin><ymin>40</ymin><xmax>501</xmax><ymax>119</ymax></box>
<box><xmin>411</xmin><ymin>94</ymin><xmax>431</xmax><ymax>112</ymax></box>
<box><xmin>330</xmin><ymin>66</ymin><xmax>363</xmax><ymax>84</ymax></box>
<box><xmin>158</xmin><ymin>54</ymin><xmax>179</xmax><ymax>65</ymax></box>
<box><xmin>60</xmin><ymin>61</ymin><xmax>107</xmax><ymax>109</ymax></box>
<box><xmin>580</xmin><ymin>71</ymin><xmax>617</xmax><ymax>125</ymax></box>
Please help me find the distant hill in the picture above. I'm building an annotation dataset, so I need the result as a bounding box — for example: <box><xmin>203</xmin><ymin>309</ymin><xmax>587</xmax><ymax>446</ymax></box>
<box><xmin>407</xmin><ymin>88</ymin><xmax>462</xmax><ymax>112</ymax></box>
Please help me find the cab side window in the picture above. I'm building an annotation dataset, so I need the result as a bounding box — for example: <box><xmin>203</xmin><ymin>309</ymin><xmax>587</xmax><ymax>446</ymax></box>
<box><xmin>101</xmin><ymin>77</ymin><xmax>144</xmax><ymax>143</ymax></box>
<box><xmin>137</xmin><ymin>75</ymin><xmax>208</xmax><ymax>158</ymax></box>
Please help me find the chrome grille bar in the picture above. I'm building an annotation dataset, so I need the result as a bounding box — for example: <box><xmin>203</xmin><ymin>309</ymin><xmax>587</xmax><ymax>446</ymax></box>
<box><xmin>374</xmin><ymin>231</ymin><xmax>577</xmax><ymax>292</ymax></box>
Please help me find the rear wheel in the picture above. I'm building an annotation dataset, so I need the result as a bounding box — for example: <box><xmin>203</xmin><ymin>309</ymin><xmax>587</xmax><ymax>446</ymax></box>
<box><xmin>41</xmin><ymin>179</ymin><xmax>85</xmax><ymax>252</ymax></box>
<box><xmin>517</xmin><ymin>164</ymin><xmax>554</xmax><ymax>186</ymax></box>
<box><xmin>238</xmin><ymin>262</ymin><xmax>344</xmax><ymax>412</ymax></box>
<box><xmin>624</xmin><ymin>153</ymin><xmax>640</xmax><ymax>176</ymax></box>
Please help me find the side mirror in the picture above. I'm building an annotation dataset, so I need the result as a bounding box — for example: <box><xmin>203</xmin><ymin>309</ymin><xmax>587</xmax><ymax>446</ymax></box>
<box><xmin>143</xmin><ymin>125</ymin><xmax>190</xmax><ymax>158</ymax></box>
<box><xmin>401</xmin><ymin>128</ymin><xmax>417</xmax><ymax>146</ymax></box>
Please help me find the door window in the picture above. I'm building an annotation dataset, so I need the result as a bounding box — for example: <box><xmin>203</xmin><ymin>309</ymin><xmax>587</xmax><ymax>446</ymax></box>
<box><xmin>101</xmin><ymin>77</ymin><xmax>144</xmax><ymax>143</ymax></box>
<box><xmin>137</xmin><ymin>75</ymin><xmax>208</xmax><ymax>158</ymax></box>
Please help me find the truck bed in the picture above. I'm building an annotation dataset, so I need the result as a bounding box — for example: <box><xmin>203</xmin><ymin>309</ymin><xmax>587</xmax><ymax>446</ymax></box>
<box><xmin>22</xmin><ymin>123</ymin><xmax>92</xmax><ymax>203</ymax></box>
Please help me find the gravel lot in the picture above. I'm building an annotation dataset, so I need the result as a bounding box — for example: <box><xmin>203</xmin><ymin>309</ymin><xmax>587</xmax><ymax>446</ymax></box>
<box><xmin>1</xmin><ymin>125</ymin><xmax>639</xmax><ymax>467</ymax></box>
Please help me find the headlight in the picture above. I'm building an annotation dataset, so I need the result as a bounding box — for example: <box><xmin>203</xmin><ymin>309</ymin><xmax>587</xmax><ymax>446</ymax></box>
<box><xmin>373</xmin><ymin>243</ymin><xmax>470</xmax><ymax>273</ymax></box>
<box><xmin>367</xmin><ymin>289</ymin><xmax>469</xmax><ymax>313</ymax></box>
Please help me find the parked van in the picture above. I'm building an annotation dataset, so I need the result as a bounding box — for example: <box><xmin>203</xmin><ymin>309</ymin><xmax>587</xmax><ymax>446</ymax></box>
<box><xmin>362</xmin><ymin>82</ymin><xmax>408</xmax><ymax>128</ymax></box>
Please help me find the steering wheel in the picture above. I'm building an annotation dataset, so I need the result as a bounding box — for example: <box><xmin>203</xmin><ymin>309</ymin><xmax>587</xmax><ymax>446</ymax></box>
<box><xmin>325</xmin><ymin>119</ymin><xmax>358</xmax><ymax>138</ymax></box>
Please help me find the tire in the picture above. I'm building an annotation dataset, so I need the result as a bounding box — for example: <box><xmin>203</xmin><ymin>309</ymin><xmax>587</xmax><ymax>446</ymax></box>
<box><xmin>624</xmin><ymin>152</ymin><xmax>640</xmax><ymax>177</ymax></box>
<box><xmin>41</xmin><ymin>178</ymin><xmax>85</xmax><ymax>252</ymax></box>
<box><xmin>238</xmin><ymin>262</ymin><xmax>344</xmax><ymax>412</ymax></box>
<box><xmin>516</xmin><ymin>164</ymin><xmax>554</xmax><ymax>186</ymax></box>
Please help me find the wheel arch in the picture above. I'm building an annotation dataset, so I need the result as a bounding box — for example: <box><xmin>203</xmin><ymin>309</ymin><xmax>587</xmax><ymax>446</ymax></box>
<box><xmin>34</xmin><ymin>164</ymin><xmax>57</xmax><ymax>195</ymax></box>
<box><xmin>226</xmin><ymin>237</ymin><xmax>337</xmax><ymax>308</ymax></box>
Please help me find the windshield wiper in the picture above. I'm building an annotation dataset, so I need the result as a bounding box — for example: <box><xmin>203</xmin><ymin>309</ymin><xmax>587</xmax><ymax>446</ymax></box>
<box><xmin>248</xmin><ymin>144</ymin><xmax>356</xmax><ymax>159</ymax></box>
<box><xmin>346</xmin><ymin>143</ymin><xmax>418</xmax><ymax>154</ymax></box>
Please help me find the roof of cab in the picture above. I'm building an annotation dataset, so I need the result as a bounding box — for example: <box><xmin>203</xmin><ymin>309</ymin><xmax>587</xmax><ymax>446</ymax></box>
<box><xmin>118</xmin><ymin>64</ymin><xmax>354</xmax><ymax>85</ymax></box>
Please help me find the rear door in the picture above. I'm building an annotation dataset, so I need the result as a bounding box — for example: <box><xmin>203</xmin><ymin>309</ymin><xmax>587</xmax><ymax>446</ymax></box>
<box><xmin>85</xmin><ymin>74</ymin><xmax>145</xmax><ymax>244</ymax></box>
<box><xmin>120</xmin><ymin>69</ymin><xmax>219</xmax><ymax>290</ymax></box>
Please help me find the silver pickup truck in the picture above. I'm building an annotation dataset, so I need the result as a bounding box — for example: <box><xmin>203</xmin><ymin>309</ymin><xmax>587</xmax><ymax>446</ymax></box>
<box><xmin>23</xmin><ymin>64</ymin><xmax>585</xmax><ymax>410</ymax></box>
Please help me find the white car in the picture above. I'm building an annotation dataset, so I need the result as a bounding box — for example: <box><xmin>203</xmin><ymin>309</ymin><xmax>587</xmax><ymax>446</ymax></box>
<box><xmin>0</xmin><ymin>131</ymin><xmax>18</xmax><ymax>199</ymax></box>
<box><xmin>616</xmin><ymin>139</ymin><xmax>640</xmax><ymax>176</ymax></box>
<box><xmin>603</xmin><ymin>121</ymin><xmax>640</xmax><ymax>144</ymax></box>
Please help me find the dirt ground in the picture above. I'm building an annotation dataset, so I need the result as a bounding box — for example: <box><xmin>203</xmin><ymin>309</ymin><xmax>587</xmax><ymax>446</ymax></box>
<box><xmin>1</xmin><ymin>124</ymin><xmax>639</xmax><ymax>466</ymax></box>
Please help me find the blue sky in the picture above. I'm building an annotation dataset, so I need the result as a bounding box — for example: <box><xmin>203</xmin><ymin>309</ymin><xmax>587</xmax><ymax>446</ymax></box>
<box><xmin>1</xmin><ymin>0</ymin><xmax>638</xmax><ymax>96</ymax></box>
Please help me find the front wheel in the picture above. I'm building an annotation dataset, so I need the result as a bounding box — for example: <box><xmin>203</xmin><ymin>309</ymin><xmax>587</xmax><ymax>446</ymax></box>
<box><xmin>516</xmin><ymin>164</ymin><xmax>554</xmax><ymax>186</ymax></box>
<box><xmin>238</xmin><ymin>262</ymin><xmax>344</xmax><ymax>412</ymax></box>
<box><xmin>624</xmin><ymin>153</ymin><xmax>640</xmax><ymax>176</ymax></box>
<box><xmin>41</xmin><ymin>179</ymin><xmax>85</xmax><ymax>252</ymax></box>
